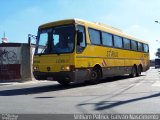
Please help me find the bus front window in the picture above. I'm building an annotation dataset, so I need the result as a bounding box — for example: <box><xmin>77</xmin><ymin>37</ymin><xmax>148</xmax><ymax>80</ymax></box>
<box><xmin>35</xmin><ymin>25</ymin><xmax>75</xmax><ymax>55</ymax></box>
<box><xmin>37</xmin><ymin>33</ymin><xmax>48</xmax><ymax>54</ymax></box>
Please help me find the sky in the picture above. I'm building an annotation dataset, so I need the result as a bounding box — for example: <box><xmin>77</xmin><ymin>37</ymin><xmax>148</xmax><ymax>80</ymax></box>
<box><xmin>0</xmin><ymin>0</ymin><xmax>160</xmax><ymax>59</ymax></box>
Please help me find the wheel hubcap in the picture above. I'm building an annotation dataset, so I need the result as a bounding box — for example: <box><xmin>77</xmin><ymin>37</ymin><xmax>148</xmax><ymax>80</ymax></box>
<box><xmin>91</xmin><ymin>71</ymin><xmax>97</xmax><ymax>80</ymax></box>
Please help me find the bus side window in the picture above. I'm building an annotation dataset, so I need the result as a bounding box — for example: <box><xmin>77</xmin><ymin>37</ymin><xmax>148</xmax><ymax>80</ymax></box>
<box><xmin>143</xmin><ymin>44</ymin><xmax>149</xmax><ymax>53</ymax></box>
<box><xmin>76</xmin><ymin>25</ymin><xmax>86</xmax><ymax>53</ymax></box>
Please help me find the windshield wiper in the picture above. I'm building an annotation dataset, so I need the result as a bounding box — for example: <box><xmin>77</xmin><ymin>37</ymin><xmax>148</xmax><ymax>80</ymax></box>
<box><xmin>37</xmin><ymin>46</ymin><xmax>47</xmax><ymax>56</ymax></box>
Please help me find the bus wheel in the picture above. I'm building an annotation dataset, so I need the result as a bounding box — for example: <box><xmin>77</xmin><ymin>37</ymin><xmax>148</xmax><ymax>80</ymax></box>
<box><xmin>58</xmin><ymin>80</ymin><xmax>70</xmax><ymax>86</ymax></box>
<box><xmin>86</xmin><ymin>67</ymin><xmax>101</xmax><ymax>84</ymax></box>
<box><xmin>129</xmin><ymin>66</ymin><xmax>137</xmax><ymax>78</ymax></box>
<box><xmin>136</xmin><ymin>66</ymin><xmax>142</xmax><ymax>76</ymax></box>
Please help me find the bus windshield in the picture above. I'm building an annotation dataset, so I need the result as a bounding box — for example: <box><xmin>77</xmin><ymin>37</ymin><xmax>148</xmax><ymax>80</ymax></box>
<box><xmin>35</xmin><ymin>25</ymin><xmax>75</xmax><ymax>55</ymax></box>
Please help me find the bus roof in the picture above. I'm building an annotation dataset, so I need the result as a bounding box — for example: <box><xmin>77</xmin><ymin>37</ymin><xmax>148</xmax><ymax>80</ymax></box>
<box><xmin>39</xmin><ymin>18</ymin><xmax>148</xmax><ymax>44</ymax></box>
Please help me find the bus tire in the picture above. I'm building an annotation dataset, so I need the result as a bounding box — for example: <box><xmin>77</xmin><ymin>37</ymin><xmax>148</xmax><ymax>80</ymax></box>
<box><xmin>86</xmin><ymin>67</ymin><xmax>101</xmax><ymax>84</ymax></box>
<box><xmin>136</xmin><ymin>65</ymin><xmax>142</xmax><ymax>76</ymax></box>
<box><xmin>129</xmin><ymin>66</ymin><xmax>137</xmax><ymax>78</ymax></box>
<box><xmin>58</xmin><ymin>80</ymin><xmax>70</xmax><ymax>86</ymax></box>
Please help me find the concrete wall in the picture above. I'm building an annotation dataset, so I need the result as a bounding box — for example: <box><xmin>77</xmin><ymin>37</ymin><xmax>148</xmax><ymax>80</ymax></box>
<box><xmin>0</xmin><ymin>43</ymin><xmax>34</xmax><ymax>81</ymax></box>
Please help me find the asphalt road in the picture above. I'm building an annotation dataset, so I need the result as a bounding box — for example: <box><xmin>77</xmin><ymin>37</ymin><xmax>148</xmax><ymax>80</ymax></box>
<box><xmin>0</xmin><ymin>67</ymin><xmax>160</xmax><ymax>114</ymax></box>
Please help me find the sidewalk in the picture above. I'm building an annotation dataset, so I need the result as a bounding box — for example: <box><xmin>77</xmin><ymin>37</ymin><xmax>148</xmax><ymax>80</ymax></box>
<box><xmin>0</xmin><ymin>79</ymin><xmax>38</xmax><ymax>86</ymax></box>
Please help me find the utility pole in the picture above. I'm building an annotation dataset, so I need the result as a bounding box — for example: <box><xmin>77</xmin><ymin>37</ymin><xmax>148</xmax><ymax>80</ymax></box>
<box><xmin>155</xmin><ymin>21</ymin><xmax>160</xmax><ymax>58</ymax></box>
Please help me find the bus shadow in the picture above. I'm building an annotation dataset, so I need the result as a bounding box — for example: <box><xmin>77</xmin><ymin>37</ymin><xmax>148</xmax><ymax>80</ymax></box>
<box><xmin>0</xmin><ymin>75</ymin><xmax>144</xmax><ymax>96</ymax></box>
<box><xmin>0</xmin><ymin>83</ymin><xmax>86</xmax><ymax>96</ymax></box>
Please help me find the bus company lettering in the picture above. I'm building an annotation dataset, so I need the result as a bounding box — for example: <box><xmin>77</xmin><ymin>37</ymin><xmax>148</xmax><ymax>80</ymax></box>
<box><xmin>107</xmin><ymin>50</ymin><xmax>118</xmax><ymax>57</ymax></box>
<box><xmin>56</xmin><ymin>59</ymin><xmax>69</xmax><ymax>63</ymax></box>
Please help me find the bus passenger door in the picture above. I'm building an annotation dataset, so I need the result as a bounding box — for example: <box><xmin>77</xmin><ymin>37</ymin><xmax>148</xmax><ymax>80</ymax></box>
<box><xmin>76</xmin><ymin>25</ymin><xmax>86</xmax><ymax>54</ymax></box>
<box><xmin>75</xmin><ymin>25</ymin><xmax>90</xmax><ymax>81</ymax></box>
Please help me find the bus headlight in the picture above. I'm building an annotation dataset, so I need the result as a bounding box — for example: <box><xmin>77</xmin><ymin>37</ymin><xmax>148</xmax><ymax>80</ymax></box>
<box><xmin>61</xmin><ymin>66</ymin><xmax>70</xmax><ymax>71</ymax></box>
<box><xmin>33</xmin><ymin>66</ymin><xmax>39</xmax><ymax>71</ymax></box>
<box><xmin>61</xmin><ymin>65</ymin><xmax>75</xmax><ymax>71</ymax></box>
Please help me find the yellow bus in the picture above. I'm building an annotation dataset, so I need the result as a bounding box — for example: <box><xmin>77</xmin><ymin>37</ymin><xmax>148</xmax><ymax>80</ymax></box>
<box><xmin>33</xmin><ymin>19</ymin><xmax>150</xmax><ymax>85</ymax></box>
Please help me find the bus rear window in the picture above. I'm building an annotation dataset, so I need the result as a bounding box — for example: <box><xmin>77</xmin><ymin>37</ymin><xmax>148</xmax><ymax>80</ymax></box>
<box><xmin>143</xmin><ymin>44</ymin><xmax>149</xmax><ymax>52</ymax></box>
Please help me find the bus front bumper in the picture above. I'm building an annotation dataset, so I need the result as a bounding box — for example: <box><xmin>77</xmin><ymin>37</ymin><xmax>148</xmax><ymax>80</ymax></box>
<box><xmin>33</xmin><ymin>69</ymin><xmax>90</xmax><ymax>82</ymax></box>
